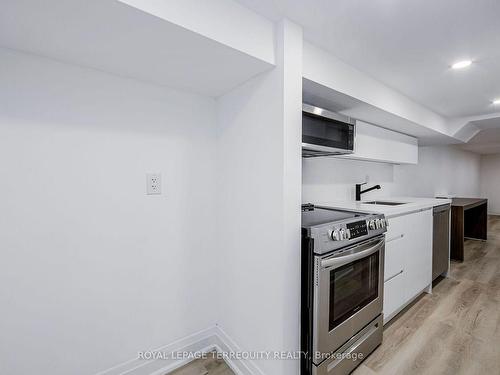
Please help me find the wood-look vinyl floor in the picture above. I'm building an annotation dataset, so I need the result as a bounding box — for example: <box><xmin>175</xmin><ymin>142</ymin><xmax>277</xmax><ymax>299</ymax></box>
<box><xmin>171</xmin><ymin>216</ymin><xmax>500</xmax><ymax>375</ymax></box>
<box><xmin>354</xmin><ymin>215</ymin><xmax>500</xmax><ymax>375</ymax></box>
<box><xmin>167</xmin><ymin>351</ymin><xmax>234</xmax><ymax>375</ymax></box>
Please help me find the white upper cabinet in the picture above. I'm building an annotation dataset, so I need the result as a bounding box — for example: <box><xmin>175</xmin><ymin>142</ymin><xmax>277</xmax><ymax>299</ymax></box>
<box><xmin>348</xmin><ymin>120</ymin><xmax>418</xmax><ymax>164</ymax></box>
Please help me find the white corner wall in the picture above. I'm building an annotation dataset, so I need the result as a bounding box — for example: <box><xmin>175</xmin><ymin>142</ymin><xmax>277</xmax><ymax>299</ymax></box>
<box><xmin>480</xmin><ymin>154</ymin><xmax>500</xmax><ymax>214</ymax></box>
<box><xmin>0</xmin><ymin>48</ymin><xmax>218</xmax><ymax>375</ymax></box>
<box><xmin>216</xmin><ymin>20</ymin><xmax>302</xmax><ymax>375</ymax></box>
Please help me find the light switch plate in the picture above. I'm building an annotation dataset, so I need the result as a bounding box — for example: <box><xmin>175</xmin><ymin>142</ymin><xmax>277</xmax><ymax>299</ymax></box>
<box><xmin>146</xmin><ymin>173</ymin><xmax>161</xmax><ymax>195</ymax></box>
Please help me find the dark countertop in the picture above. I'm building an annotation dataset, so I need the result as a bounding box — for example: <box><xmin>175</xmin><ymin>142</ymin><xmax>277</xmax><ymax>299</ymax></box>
<box><xmin>451</xmin><ymin>198</ymin><xmax>487</xmax><ymax>209</ymax></box>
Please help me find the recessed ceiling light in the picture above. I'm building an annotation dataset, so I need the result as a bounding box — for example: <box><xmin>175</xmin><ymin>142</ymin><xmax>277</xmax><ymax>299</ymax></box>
<box><xmin>451</xmin><ymin>60</ymin><xmax>472</xmax><ymax>69</ymax></box>
<box><xmin>493</xmin><ymin>99</ymin><xmax>500</xmax><ymax>105</ymax></box>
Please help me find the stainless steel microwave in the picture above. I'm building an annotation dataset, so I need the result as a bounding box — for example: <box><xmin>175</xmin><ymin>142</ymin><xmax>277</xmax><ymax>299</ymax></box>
<box><xmin>302</xmin><ymin>104</ymin><xmax>356</xmax><ymax>157</ymax></box>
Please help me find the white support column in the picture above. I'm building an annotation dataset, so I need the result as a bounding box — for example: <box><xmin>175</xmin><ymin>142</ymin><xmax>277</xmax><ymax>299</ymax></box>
<box><xmin>216</xmin><ymin>19</ymin><xmax>303</xmax><ymax>375</ymax></box>
<box><xmin>279</xmin><ymin>19</ymin><xmax>303</xmax><ymax>375</ymax></box>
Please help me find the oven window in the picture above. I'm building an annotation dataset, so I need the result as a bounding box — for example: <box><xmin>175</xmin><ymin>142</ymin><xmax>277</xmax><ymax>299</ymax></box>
<box><xmin>302</xmin><ymin>112</ymin><xmax>354</xmax><ymax>151</ymax></box>
<box><xmin>329</xmin><ymin>252</ymin><xmax>379</xmax><ymax>331</ymax></box>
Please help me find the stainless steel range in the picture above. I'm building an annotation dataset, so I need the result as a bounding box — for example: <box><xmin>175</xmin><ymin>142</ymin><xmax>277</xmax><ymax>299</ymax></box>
<box><xmin>301</xmin><ymin>204</ymin><xmax>387</xmax><ymax>375</ymax></box>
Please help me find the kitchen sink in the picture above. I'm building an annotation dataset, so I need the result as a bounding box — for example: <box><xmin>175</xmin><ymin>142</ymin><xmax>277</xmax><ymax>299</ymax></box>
<box><xmin>364</xmin><ymin>201</ymin><xmax>407</xmax><ymax>206</ymax></box>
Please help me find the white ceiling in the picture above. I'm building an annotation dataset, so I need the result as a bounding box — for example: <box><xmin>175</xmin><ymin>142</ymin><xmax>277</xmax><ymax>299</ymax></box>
<box><xmin>236</xmin><ymin>0</ymin><xmax>500</xmax><ymax>153</ymax></box>
<box><xmin>460</xmin><ymin>117</ymin><xmax>500</xmax><ymax>154</ymax></box>
<box><xmin>237</xmin><ymin>0</ymin><xmax>500</xmax><ymax>119</ymax></box>
<box><xmin>303</xmin><ymin>79</ymin><xmax>458</xmax><ymax>145</ymax></box>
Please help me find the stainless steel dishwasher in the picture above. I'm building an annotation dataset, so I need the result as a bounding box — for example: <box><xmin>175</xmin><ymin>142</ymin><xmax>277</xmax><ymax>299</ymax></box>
<box><xmin>433</xmin><ymin>204</ymin><xmax>451</xmax><ymax>280</ymax></box>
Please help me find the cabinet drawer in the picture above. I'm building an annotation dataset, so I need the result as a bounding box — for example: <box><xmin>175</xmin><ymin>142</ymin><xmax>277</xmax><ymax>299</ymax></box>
<box><xmin>385</xmin><ymin>215</ymin><xmax>406</xmax><ymax>241</ymax></box>
<box><xmin>384</xmin><ymin>238</ymin><xmax>405</xmax><ymax>283</ymax></box>
<box><xmin>383</xmin><ymin>271</ymin><xmax>406</xmax><ymax>322</ymax></box>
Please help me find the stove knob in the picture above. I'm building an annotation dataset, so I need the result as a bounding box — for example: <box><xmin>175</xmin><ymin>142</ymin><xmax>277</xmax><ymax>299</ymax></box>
<box><xmin>339</xmin><ymin>228</ymin><xmax>346</xmax><ymax>240</ymax></box>
<box><xmin>375</xmin><ymin>219</ymin><xmax>381</xmax><ymax>229</ymax></box>
<box><xmin>345</xmin><ymin>229</ymin><xmax>351</xmax><ymax>240</ymax></box>
<box><xmin>368</xmin><ymin>220</ymin><xmax>376</xmax><ymax>230</ymax></box>
<box><xmin>380</xmin><ymin>218</ymin><xmax>387</xmax><ymax>228</ymax></box>
<box><xmin>331</xmin><ymin>229</ymin><xmax>340</xmax><ymax>241</ymax></box>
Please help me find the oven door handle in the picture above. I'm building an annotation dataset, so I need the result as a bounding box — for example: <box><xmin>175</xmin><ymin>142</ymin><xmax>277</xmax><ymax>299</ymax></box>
<box><xmin>321</xmin><ymin>239</ymin><xmax>383</xmax><ymax>270</ymax></box>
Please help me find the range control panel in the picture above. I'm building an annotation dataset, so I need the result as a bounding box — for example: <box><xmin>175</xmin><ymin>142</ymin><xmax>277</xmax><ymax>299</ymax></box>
<box><xmin>346</xmin><ymin>220</ymin><xmax>368</xmax><ymax>239</ymax></box>
<box><xmin>328</xmin><ymin>218</ymin><xmax>387</xmax><ymax>242</ymax></box>
<box><xmin>304</xmin><ymin>205</ymin><xmax>388</xmax><ymax>254</ymax></box>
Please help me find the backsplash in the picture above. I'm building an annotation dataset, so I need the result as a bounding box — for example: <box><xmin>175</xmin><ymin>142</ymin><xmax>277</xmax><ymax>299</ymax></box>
<box><xmin>302</xmin><ymin>146</ymin><xmax>481</xmax><ymax>204</ymax></box>
<box><xmin>302</xmin><ymin>157</ymin><xmax>398</xmax><ymax>203</ymax></box>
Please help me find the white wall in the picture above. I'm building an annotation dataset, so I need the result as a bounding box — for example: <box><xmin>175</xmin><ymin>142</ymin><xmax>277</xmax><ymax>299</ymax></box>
<box><xmin>0</xmin><ymin>48</ymin><xmax>218</xmax><ymax>375</ymax></box>
<box><xmin>303</xmin><ymin>146</ymin><xmax>481</xmax><ymax>203</ymax></box>
<box><xmin>216</xmin><ymin>21</ymin><xmax>302</xmax><ymax>375</ymax></box>
<box><xmin>480</xmin><ymin>154</ymin><xmax>500</xmax><ymax>214</ymax></box>
<box><xmin>394</xmin><ymin>146</ymin><xmax>481</xmax><ymax>198</ymax></box>
<box><xmin>1</xmin><ymin>19</ymin><xmax>304</xmax><ymax>375</ymax></box>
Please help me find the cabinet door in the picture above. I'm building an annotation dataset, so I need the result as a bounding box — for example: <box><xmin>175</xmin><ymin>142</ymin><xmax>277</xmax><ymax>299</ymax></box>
<box><xmin>349</xmin><ymin>121</ymin><xmax>418</xmax><ymax>164</ymax></box>
<box><xmin>404</xmin><ymin>209</ymin><xmax>433</xmax><ymax>300</ymax></box>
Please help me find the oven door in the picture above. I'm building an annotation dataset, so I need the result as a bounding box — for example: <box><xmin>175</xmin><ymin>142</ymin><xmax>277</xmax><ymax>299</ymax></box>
<box><xmin>313</xmin><ymin>236</ymin><xmax>384</xmax><ymax>360</ymax></box>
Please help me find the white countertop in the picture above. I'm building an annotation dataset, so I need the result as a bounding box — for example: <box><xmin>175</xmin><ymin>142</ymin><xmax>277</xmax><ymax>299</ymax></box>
<box><xmin>315</xmin><ymin>197</ymin><xmax>452</xmax><ymax>218</ymax></box>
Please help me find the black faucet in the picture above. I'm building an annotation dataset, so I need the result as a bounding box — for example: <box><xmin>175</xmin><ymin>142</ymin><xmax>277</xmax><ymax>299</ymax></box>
<box><xmin>355</xmin><ymin>183</ymin><xmax>381</xmax><ymax>201</ymax></box>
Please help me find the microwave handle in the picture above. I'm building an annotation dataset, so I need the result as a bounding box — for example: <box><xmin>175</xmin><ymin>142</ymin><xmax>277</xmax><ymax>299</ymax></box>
<box><xmin>320</xmin><ymin>239</ymin><xmax>383</xmax><ymax>270</ymax></box>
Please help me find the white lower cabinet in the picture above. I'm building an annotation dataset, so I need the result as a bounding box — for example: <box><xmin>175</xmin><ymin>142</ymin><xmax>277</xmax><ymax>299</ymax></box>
<box><xmin>383</xmin><ymin>271</ymin><xmax>406</xmax><ymax>321</ymax></box>
<box><xmin>383</xmin><ymin>209</ymin><xmax>433</xmax><ymax>324</ymax></box>
<box><xmin>404</xmin><ymin>209</ymin><xmax>433</xmax><ymax>301</ymax></box>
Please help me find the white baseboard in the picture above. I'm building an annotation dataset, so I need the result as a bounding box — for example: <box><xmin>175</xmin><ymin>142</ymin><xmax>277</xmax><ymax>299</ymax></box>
<box><xmin>211</xmin><ymin>325</ymin><xmax>265</xmax><ymax>375</ymax></box>
<box><xmin>95</xmin><ymin>325</ymin><xmax>264</xmax><ymax>375</ymax></box>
